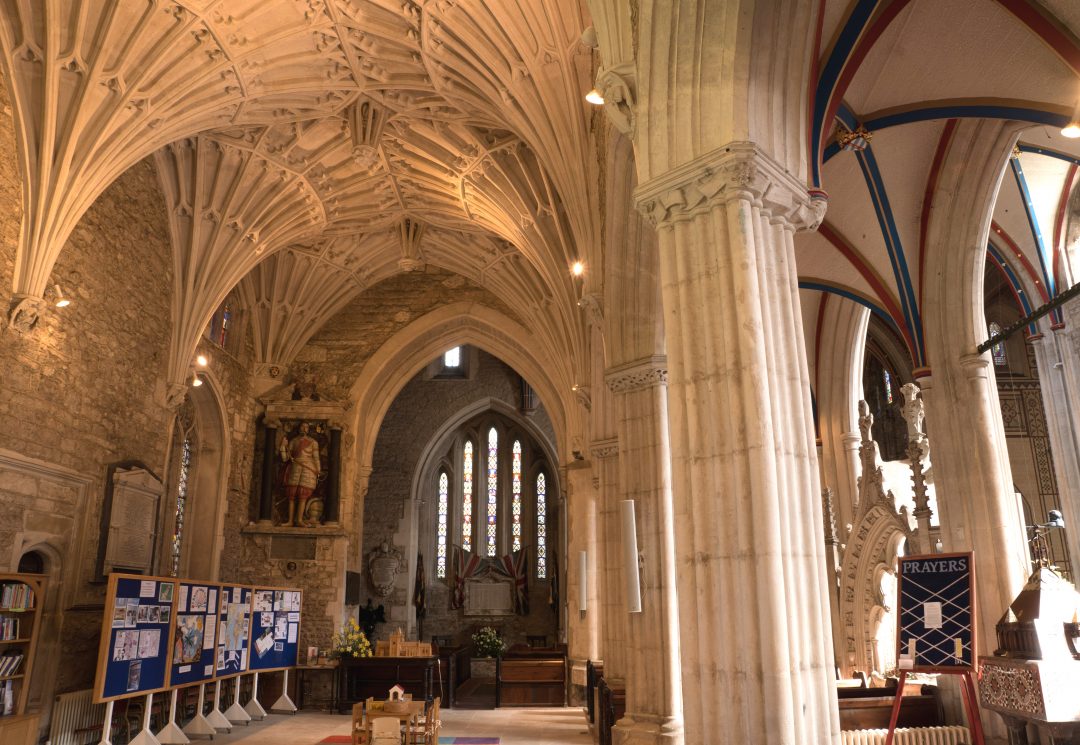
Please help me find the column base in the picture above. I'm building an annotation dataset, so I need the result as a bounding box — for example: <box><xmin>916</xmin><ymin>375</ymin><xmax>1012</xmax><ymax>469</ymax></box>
<box><xmin>613</xmin><ymin>713</ymin><xmax>684</xmax><ymax>745</ymax></box>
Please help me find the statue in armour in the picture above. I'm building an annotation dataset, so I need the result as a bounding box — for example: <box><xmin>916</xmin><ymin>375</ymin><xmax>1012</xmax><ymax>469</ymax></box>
<box><xmin>280</xmin><ymin>422</ymin><xmax>321</xmax><ymax>526</ymax></box>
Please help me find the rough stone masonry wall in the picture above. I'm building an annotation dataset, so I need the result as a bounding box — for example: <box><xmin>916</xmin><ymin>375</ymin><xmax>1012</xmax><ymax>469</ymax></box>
<box><xmin>0</xmin><ymin>84</ymin><xmax>176</xmax><ymax>693</ymax></box>
<box><xmin>363</xmin><ymin>349</ymin><xmax>558</xmax><ymax>647</ymax></box>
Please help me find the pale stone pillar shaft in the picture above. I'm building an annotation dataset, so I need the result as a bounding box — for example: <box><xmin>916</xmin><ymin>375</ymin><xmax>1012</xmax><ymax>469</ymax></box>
<box><xmin>566</xmin><ymin>464</ymin><xmax>601</xmax><ymax>680</ymax></box>
<box><xmin>636</xmin><ymin>144</ymin><xmax>838</xmax><ymax>745</ymax></box>
<box><xmin>919</xmin><ymin>359</ymin><xmax>1029</xmax><ymax>652</ymax></box>
<box><xmin>1034</xmin><ymin>329</ymin><xmax>1080</xmax><ymax>577</ymax></box>
<box><xmin>607</xmin><ymin>359</ymin><xmax>684</xmax><ymax>745</ymax></box>
<box><xmin>595</xmin><ymin>443</ymin><xmax>629</xmax><ymax>682</ymax></box>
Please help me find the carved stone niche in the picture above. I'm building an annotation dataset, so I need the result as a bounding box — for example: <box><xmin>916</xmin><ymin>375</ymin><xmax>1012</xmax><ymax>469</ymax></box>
<box><xmin>96</xmin><ymin>463</ymin><xmax>164</xmax><ymax>580</ymax></box>
<box><xmin>367</xmin><ymin>541</ymin><xmax>403</xmax><ymax>598</ymax></box>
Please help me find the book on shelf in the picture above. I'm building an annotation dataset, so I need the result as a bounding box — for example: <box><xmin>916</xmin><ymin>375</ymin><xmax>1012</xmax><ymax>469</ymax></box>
<box><xmin>0</xmin><ymin>583</ymin><xmax>34</xmax><ymax>611</ymax></box>
<box><xmin>0</xmin><ymin>651</ymin><xmax>23</xmax><ymax>677</ymax></box>
<box><xmin>0</xmin><ymin>617</ymin><xmax>19</xmax><ymax>640</ymax></box>
<box><xmin>2</xmin><ymin>679</ymin><xmax>12</xmax><ymax>716</ymax></box>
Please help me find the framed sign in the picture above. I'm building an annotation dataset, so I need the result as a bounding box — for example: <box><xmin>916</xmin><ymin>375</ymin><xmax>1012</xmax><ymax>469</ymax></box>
<box><xmin>896</xmin><ymin>552</ymin><xmax>976</xmax><ymax>672</ymax></box>
<box><xmin>168</xmin><ymin>581</ymin><xmax>221</xmax><ymax>688</ymax></box>
<box><xmin>215</xmin><ymin>585</ymin><xmax>252</xmax><ymax>677</ymax></box>
<box><xmin>248</xmin><ymin>587</ymin><xmax>302</xmax><ymax>672</ymax></box>
<box><xmin>94</xmin><ymin>573</ymin><xmax>177</xmax><ymax>702</ymax></box>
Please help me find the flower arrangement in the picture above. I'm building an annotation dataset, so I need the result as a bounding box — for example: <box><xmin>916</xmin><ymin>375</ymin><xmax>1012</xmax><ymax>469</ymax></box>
<box><xmin>471</xmin><ymin>626</ymin><xmax>505</xmax><ymax>658</ymax></box>
<box><xmin>330</xmin><ymin>618</ymin><xmax>373</xmax><ymax>659</ymax></box>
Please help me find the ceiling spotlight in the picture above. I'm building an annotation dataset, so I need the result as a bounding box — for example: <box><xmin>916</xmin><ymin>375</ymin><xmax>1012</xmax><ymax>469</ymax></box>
<box><xmin>571</xmin><ymin>260</ymin><xmax>585</xmax><ymax>277</ymax></box>
<box><xmin>196</xmin><ymin>354</ymin><xmax>209</xmax><ymax>367</ymax></box>
<box><xmin>585</xmin><ymin>88</ymin><xmax>605</xmax><ymax>106</ymax></box>
<box><xmin>192</xmin><ymin>372</ymin><xmax>203</xmax><ymax>387</ymax></box>
<box><xmin>1062</xmin><ymin>122</ymin><xmax>1080</xmax><ymax>138</ymax></box>
<box><xmin>53</xmin><ymin>284</ymin><xmax>71</xmax><ymax>308</ymax></box>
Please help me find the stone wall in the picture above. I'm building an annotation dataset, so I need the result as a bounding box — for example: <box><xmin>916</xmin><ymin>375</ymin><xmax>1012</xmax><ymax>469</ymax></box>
<box><xmin>0</xmin><ymin>84</ymin><xmax>177</xmax><ymax>693</ymax></box>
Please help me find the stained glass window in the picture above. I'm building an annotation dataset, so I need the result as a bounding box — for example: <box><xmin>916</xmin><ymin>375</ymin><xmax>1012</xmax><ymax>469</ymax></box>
<box><xmin>436</xmin><ymin>471</ymin><xmax>449</xmax><ymax>578</ymax></box>
<box><xmin>444</xmin><ymin>346</ymin><xmax>460</xmax><ymax>367</ymax></box>
<box><xmin>511</xmin><ymin>440</ymin><xmax>522</xmax><ymax>553</ymax></box>
<box><xmin>989</xmin><ymin>322</ymin><xmax>1007</xmax><ymax>367</ymax></box>
<box><xmin>171</xmin><ymin>438</ymin><xmax>192</xmax><ymax>577</ymax></box>
<box><xmin>218</xmin><ymin>304</ymin><xmax>231</xmax><ymax>347</ymax></box>
<box><xmin>536</xmin><ymin>472</ymin><xmax>547</xmax><ymax>579</ymax></box>
<box><xmin>883</xmin><ymin>369</ymin><xmax>893</xmax><ymax>405</ymax></box>
<box><xmin>487</xmin><ymin>427</ymin><xmax>498</xmax><ymax>556</ymax></box>
<box><xmin>462</xmin><ymin>440</ymin><xmax>473</xmax><ymax>552</ymax></box>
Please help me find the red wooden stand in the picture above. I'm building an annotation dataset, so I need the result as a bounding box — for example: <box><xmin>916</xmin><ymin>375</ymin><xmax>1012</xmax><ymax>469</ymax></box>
<box><xmin>883</xmin><ymin>669</ymin><xmax>985</xmax><ymax>745</ymax></box>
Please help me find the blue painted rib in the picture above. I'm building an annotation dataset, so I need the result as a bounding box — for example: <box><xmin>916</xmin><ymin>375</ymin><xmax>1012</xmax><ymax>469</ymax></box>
<box><xmin>854</xmin><ymin>147</ymin><xmax>925</xmax><ymax>364</ymax></box>
<box><xmin>1009</xmin><ymin>158</ymin><xmax>1056</xmax><ymax>299</ymax></box>
<box><xmin>986</xmin><ymin>242</ymin><xmax>1038</xmax><ymax>335</ymax></box>
<box><xmin>798</xmin><ymin>280</ymin><xmax>897</xmax><ymax>328</ymax></box>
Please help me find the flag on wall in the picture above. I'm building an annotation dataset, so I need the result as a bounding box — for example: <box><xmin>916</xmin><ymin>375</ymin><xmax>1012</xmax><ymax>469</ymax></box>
<box><xmin>414</xmin><ymin>552</ymin><xmax>426</xmax><ymax>622</ymax></box>
<box><xmin>499</xmin><ymin>549</ymin><xmax>529</xmax><ymax>615</ymax></box>
<box><xmin>450</xmin><ymin>545</ymin><xmax>481</xmax><ymax>609</ymax></box>
<box><xmin>548</xmin><ymin>548</ymin><xmax>559</xmax><ymax>616</ymax></box>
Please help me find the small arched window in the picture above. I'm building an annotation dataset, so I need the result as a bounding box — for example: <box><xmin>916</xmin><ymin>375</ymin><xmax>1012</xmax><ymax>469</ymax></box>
<box><xmin>486</xmin><ymin>428</ymin><xmax>499</xmax><ymax>557</ymax></box>
<box><xmin>511</xmin><ymin>441</ymin><xmax>523</xmax><ymax>553</ymax></box>
<box><xmin>988</xmin><ymin>321</ymin><xmax>1007</xmax><ymax>367</ymax></box>
<box><xmin>462</xmin><ymin>440</ymin><xmax>474</xmax><ymax>553</ymax></box>
<box><xmin>436</xmin><ymin>471</ymin><xmax>449</xmax><ymax>578</ymax></box>
<box><xmin>536</xmin><ymin>472</ymin><xmax>548</xmax><ymax>579</ymax></box>
<box><xmin>171</xmin><ymin>437</ymin><xmax>192</xmax><ymax>577</ymax></box>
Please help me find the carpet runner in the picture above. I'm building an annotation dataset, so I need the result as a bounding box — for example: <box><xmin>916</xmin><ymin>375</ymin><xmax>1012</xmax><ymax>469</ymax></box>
<box><xmin>318</xmin><ymin>737</ymin><xmax>499</xmax><ymax>744</ymax></box>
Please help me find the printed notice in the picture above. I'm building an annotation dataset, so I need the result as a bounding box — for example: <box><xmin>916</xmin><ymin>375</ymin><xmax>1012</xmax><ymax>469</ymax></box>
<box><xmin>140</xmin><ymin>580</ymin><xmax>156</xmax><ymax>598</ymax></box>
<box><xmin>923</xmin><ymin>601</ymin><xmax>943</xmax><ymax>629</ymax></box>
<box><xmin>954</xmin><ymin>638</ymin><xmax>963</xmax><ymax>658</ymax></box>
<box><xmin>288</xmin><ymin>623</ymin><xmax>298</xmax><ymax>644</ymax></box>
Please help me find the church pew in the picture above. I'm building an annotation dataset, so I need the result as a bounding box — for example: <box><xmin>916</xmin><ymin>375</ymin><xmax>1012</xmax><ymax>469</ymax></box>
<box><xmin>495</xmin><ymin>653</ymin><xmax>566</xmax><ymax>707</ymax></box>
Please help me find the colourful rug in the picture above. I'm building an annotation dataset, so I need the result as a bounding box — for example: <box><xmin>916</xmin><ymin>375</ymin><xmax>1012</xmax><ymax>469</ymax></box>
<box><xmin>318</xmin><ymin>737</ymin><xmax>498</xmax><ymax>744</ymax></box>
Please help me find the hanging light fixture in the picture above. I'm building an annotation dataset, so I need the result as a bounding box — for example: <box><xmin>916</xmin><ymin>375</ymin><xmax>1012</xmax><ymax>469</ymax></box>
<box><xmin>585</xmin><ymin>88</ymin><xmax>604</xmax><ymax>106</ymax></box>
<box><xmin>1062</xmin><ymin>101</ymin><xmax>1080</xmax><ymax>138</ymax></box>
<box><xmin>53</xmin><ymin>284</ymin><xmax>71</xmax><ymax>308</ymax></box>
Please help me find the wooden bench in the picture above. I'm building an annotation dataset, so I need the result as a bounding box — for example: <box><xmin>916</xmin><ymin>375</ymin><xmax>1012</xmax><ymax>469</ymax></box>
<box><xmin>436</xmin><ymin>645</ymin><xmax>471</xmax><ymax>709</ymax></box>
<box><xmin>496</xmin><ymin>656</ymin><xmax>565</xmax><ymax>706</ymax></box>
<box><xmin>837</xmin><ymin>686</ymin><xmax>943</xmax><ymax>731</ymax></box>
<box><xmin>596</xmin><ymin>676</ymin><xmax>626</xmax><ymax>745</ymax></box>
<box><xmin>586</xmin><ymin>660</ymin><xmax>603</xmax><ymax>724</ymax></box>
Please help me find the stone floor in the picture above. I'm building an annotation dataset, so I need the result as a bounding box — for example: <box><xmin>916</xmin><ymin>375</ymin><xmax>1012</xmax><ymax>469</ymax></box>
<box><xmin>212</xmin><ymin>706</ymin><xmax>592</xmax><ymax>744</ymax></box>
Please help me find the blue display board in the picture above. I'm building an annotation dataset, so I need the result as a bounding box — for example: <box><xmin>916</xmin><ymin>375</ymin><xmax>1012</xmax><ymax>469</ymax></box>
<box><xmin>168</xmin><ymin>581</ymin><xmax>222</xmax><ymax>688</ymax></box>
<box><xmin>94</xmin><ymin>574</ymin><xmax>177</xmax><ymax>703</ymax></box>
<box><xmin>896</xmin><ymin>552</ymin><xmax>976</xmax><ymax>672</ymax></box>
<box><xmin>215</xmin><ymin>585</ymin><xmax>252</xmax><ymax>677</ymax></box>
<box><xmin>248</xmin><ymin>587</ymin><xmax>302</xmax><ymax>672</ymax></box>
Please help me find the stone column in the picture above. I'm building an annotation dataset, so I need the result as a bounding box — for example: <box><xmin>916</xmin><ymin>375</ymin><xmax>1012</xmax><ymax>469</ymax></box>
<box><xmin>635</xmin><ymin>143</ymin><xmax>838</xmax><ymax>745</ymax></box>
<box><xmin>595</xmin><ymin>441</ymin><xmax>628</xmax><ymax>687</ymax></box>
<box><xmin>258</xmin><ymin>420</ymin><xmax>279</xmax><ymax>524</ymax></box>
<box><xmin>565</xmin><ymin>461</ymin><xmax>601</xmax><ymax>705</ymax></box>
<box><xmin>918</xmin><ymin>359</ymin><xmax>1029</xmax><ymax>654</ymax></box>
<box><xmin>325</xmin><ymin>426</ymin><xmax>342</xmax><ymax>525</ymax></box>
<box><xmin>1032</xmin><ymin>330</ymin><xmax>1080</xmax><ymax>577</ymax></box>
<box><xmin>606</xmin><ymin>357</ymin><xmax>683</xmax><ymax>745</ymax></box>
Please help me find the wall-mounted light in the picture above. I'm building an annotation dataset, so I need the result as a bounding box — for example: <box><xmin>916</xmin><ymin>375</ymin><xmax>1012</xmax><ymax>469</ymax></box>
<box><xmin>192</xmin><ymin>372</ymin><xmax>203</xmax><ymax>387</ymax></box>
<box><xmin>585</xmin><ymin>89</ymin><xmax>604</xmax><ymax>106</ymax></box>
<box><xmin>53</xmin><ymin>284</ymin><xmax>71</xmax><ymax>308</ymax></box>
<box><xmin>195</xmin><ymin>354</ymin><xmax>209</xmax><ymax>367</ymax></box>
<box><xmin>571</xmin><ymin>260</ymin><xmax>585</xmax><ymax>277</ymax></box>
<box><xmin>579</xmin><ymin>550</ymin><xmax>588</xmax><ymax>615</ymax></box>
<box><xmin>1063</xmin><ymin>122</ymin><xmax>1080</xmax><ymax>138</ymax></box>
<box><xmin>620</xmin><ymin>500</ymin><xmax>642</xmax><ymax>613</ymax></box>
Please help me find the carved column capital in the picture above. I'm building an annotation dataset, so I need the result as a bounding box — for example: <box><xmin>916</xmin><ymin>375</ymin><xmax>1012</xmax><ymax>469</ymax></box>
<box><xmin>634</xmin><ymin>142</ymin><xmax>827</xmax><ymax>231</ymax></box>
<box><xmin>7</xmin><ymin>294</ymin><xmax>47</xmax><ymax>332</ymax></box>
<box><xmin>606</xmin><ymin>356</ymin><xmax>669</xmax><ymax>393</ymax></box>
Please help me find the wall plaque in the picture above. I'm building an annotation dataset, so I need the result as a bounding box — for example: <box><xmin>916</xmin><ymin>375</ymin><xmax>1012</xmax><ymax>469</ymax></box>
<box><xmin>270</xmin><ymin>536</ymin><xmax>317</xmax><ymax>560</ymax></box>
<box><xmin>464</xmin><ymin>577</ymin><xmax>515</xmax><ymax>616</ymax></box>
<box><xmin>96</xmin><ymin>464</ymin><xmax>164</xmax><ymax>580</ymax></box>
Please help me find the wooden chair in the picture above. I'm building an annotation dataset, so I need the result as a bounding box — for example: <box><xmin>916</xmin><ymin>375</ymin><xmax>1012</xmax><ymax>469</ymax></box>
<box><xmin>407</xmin><ymin>697</ymin><xmax>440</xmax><ymax>745</ymax></box>
<box><xmin>351</xmin><ymin>702</ymin><xmax>368</xmax><ymax>745</ymax></box>
<box><xmin>371</xmin><ymin>716</ymin><xmax>402</xmax><ymax>745</ymax></box>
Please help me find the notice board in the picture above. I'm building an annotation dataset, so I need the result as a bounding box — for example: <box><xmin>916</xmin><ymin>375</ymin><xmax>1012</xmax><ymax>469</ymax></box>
<box><xmin>168</xmin><ymin>581</ymin><xmax>222</xmax><ymax>688</ymax></box>
<box><xmin>215</xmin><ymin>584</ymin><xmax>252</xmax><ymax>677</ymax></box>
<box><xmin>896</xmin><ymin>552</ymin><xmax>976</xmax><ymax>672</ymax></box>
<box><xmin>248</xmin><ymin>587</ymin><xmax>302</xmax><ymax>672</ymax></box>
<box><xmin>94</xmin><ymin>573</ymin><xmax>177</xmax><ymax>702</ymax></box>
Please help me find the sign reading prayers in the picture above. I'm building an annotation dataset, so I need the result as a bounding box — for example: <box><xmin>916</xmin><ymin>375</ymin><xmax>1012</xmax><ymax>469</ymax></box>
<box><xmin>896</xmin><ymin>552</ymin><xmax>976</xmax><ymax>672</ymax></box>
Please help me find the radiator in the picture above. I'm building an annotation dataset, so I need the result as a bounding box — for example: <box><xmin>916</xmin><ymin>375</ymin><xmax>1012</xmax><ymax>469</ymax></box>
<box><xmin>48</xmin><ymin>689</ymin><xmax>106</xmax><ymax>745</ymax></box>
<box><xmin>841</xmin><ymin>726</ymin><xmax>970</xmax><ymax>745</ymax></box>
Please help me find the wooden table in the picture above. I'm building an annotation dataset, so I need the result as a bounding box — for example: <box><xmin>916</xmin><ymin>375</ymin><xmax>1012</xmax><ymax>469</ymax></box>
<box><xmin>367</xmin><ymin>700</ymin><xmax>425</xmax><ymax>741</ymax></box>
<box><xmin>296</xmin><ymin>662</ymin><xmax>340</xmax><ymax>712</ymax></box>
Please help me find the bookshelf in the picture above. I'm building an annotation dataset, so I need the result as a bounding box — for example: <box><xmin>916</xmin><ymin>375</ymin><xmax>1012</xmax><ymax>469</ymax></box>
<box><xmin>0</xmin><ymin>574</ymin><xmax>45</xmax><ymax>723</ymax></box>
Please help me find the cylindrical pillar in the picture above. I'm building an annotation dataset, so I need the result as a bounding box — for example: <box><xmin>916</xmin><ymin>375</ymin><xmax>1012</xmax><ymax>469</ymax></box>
<box><xmin>635</xmin><ymin>144</ymin><xmax>838</xmax><ymax>745</ymax></box>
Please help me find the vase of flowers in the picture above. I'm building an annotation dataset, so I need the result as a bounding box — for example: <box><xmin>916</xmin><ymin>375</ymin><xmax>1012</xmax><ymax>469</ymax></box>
<box><xmin>471</xmin><ymin>626</ymin><xmax>505</xmax><ymax>658</ymax></box>
<box><xmin>330</xmin><ymin>618</ymin><xmax>373</xmax><ymax>659</ymax></box>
